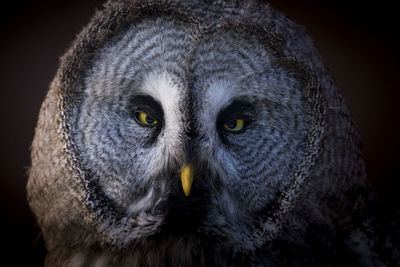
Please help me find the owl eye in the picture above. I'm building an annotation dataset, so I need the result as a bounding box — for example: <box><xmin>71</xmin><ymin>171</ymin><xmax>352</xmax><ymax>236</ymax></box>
<box><xmin>223</xmin><ymin>119</ymin><xmax>245</xmax><ymax>133</ymax></box>
<box><xmin>134</xmin><ymin>111</ymin><xmax>158</xmax><ymax>127</ymax></box>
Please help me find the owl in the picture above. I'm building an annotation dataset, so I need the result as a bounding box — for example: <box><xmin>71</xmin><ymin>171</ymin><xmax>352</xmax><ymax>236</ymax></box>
<box><xmin>27</xmin><ymin>0</ymin><xmax>399</xmax><ymax>266</ymax></box>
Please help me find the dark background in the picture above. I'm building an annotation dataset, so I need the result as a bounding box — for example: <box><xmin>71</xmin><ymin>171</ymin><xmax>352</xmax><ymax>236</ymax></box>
<box><xmin>1</xmin><ymin>0</ymin><xmax>398</xmax><ymax>265</ymax></box>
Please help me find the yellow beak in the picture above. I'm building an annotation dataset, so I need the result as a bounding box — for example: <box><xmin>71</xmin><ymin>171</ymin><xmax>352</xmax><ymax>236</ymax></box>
<box><xmin>180</xmin><ymin>164</ymin><xmax>194</xmax><ymax>197</ymax></box>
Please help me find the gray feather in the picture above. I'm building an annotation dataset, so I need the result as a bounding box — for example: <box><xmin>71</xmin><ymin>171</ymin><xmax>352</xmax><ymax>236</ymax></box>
<box><xmin>27</xmin><ymin>0</ymin><xmax>399</xmax><ymax>266</ymax></box>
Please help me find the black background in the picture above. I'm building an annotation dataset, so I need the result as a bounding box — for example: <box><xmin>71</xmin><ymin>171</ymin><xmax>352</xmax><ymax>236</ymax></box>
<box><xmin>1</xmin><ymin>0</ymin><xmax>398</xmax><ymax>265</ymax></box>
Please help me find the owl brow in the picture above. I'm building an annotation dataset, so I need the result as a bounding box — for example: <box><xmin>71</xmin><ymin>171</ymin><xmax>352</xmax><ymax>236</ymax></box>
<box><xmin>217</xmin><ymin>99</ymin><xmax>256</xmax><ymax>122</ymax></box>
<box><xmin>242</xmin><ymin>92</ymin><xmax>292</xmax><ymax>109</ymax></box>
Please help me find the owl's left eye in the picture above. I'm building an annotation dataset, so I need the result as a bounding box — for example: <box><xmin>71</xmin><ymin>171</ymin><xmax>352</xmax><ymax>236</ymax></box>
<box><xmin>134</xmin><ymin>111</ymin><xmax>158</xmax><ymax>127</ymax></box>
<box><xmin>223</xmin><ymin>119</ymin><xmax>245</xmax><ymax>133</ymax></box>
<box><xmin>217</xmin><ymin>100</ymin><xmax>254</xmax><ymax>135</ymax></box>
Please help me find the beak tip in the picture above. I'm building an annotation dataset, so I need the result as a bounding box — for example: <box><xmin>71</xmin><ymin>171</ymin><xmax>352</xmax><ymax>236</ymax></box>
<box><xmin>183</xmin><ymin>189</ymin><xmax>191</xmax><ymax>197</ymax></box>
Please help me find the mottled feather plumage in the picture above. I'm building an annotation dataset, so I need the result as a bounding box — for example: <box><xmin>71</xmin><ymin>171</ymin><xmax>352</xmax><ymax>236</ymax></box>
<box><xmin>27</xmin><ymin>0</ymin><xmax>399</xmax><ymax>266</ymax></box>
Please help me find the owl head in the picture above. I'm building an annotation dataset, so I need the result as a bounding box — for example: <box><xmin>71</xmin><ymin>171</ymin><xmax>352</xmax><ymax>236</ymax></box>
<box><xmin>27</xmin><ymin>0</ymin><xmax>367</xmax><ymax>265</ymax></box>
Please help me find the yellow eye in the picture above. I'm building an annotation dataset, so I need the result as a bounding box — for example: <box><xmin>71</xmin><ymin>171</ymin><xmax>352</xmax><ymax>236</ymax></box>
<box><xmin>223</xmin><ymin>119</ymin><xmax>245</xmax><ymax>132</ymax></box>
<box><xmin>135</xmin><ymin>111</ymin><xmax>158</xmax><ymax>126</ymax></box>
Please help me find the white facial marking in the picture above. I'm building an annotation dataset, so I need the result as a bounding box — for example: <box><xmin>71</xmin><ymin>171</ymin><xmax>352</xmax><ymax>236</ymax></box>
<box><xmin>141</xmin><ymin>70</ymin><xmax>184</xmax><ymax>148</ymax></box>
<box><xmin>200</xmin><ymin>78</ymin><xmax>239</xmax><ymax>136</ymax></box>
<box><xmin>137</xmin><ymin>71</ymin><xmax>186</xmax><ymax>185</ymax></box>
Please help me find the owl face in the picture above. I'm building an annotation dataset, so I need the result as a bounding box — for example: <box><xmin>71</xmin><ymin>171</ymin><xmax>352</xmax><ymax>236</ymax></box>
<box><xmin>74</xmin><ymin>16</ymin><xmax>311</xmax><ymax>242</ymax></box>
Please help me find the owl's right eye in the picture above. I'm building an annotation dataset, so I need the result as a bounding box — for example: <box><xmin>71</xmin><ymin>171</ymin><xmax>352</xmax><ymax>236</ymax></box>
<box><xmin>129</xmin><ymin>95</ymin><xmax>164</xmax><ymax>129</ymax></box>
<box><xmin>134</xmin><ymin>111</ymin><xmax>158</xmax><ymax>127</ymax></box>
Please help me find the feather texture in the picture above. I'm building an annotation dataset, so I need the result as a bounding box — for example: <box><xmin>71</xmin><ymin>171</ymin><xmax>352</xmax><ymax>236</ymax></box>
<box><xmin>27</xmin><ymin>0</ymin><xmax>398</xmax><ymax>266</ymax></box>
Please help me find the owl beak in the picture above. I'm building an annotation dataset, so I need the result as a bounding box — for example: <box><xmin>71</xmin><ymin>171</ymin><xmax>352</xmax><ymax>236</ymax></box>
<box><xmin>180</xmin><ymin>164</ymin><xmax>194</xmax><ymax>197</ymax></box>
